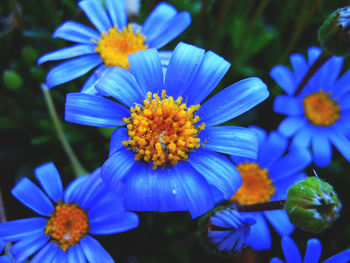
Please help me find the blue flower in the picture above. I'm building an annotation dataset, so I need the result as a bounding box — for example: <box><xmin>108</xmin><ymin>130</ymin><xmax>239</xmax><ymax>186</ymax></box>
<box><xmin>229</xmin><ymin>127</ymin><xmax>312</xmax><ymax>250</ymax></box>
<box><xmin>271</xmin><ymin>47</ymin><xmax>350</xmax><ymax>167</ymax></box>
<box><xmin>0</xmin><ymin>162</ymin><xmax>138</xmax><ymax>263</ymax></box>
<box><xmin>270</xmin><ymin>236</ymin><xmax>350</xmax><ymax>263</ymax></box>
<box><xmin>38</xmin><ymin>0</ymin><xmax>191</xmax><ymax>93</ymax></box>
<box><xmin>65</xmin><ymin>42</ymin><xmax>270</xmax><ymax>218</ymax></box>
<box><xmin>0</xmin><ymin>239</ymin><xmax>13</xmax><ymax>263</ymax></box>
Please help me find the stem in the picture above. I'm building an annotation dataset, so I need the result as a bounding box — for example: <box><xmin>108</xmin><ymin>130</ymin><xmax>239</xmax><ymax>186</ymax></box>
<box><xmin>210</xmin><ymin>0</ymin><xmax>229</xmax><ymax>50</ymax></box>
<box><xmin>191</xmin><ymin>0</ymin><xmax>210</xmax><ymax>44</ymax></box>
<box><xmin>41</xmin><ymin>84</ymin><xmax>88</xmax><ymax>177</ymax></box>
<box><xmin>236</xmin><ymin>200</ymin><xmax>286</xmax><ymax>212</ymax></box>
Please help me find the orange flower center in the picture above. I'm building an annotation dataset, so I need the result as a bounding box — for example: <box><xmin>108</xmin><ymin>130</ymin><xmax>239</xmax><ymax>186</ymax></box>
<box><xmin>230</xmin><ymin>162</ymin><xmax>275</xmax><ymax>205</ymax></box>
<box><xmin>303</xmin><ymin>90</ymin><xmax>340</xmax><ymax>126</ymax></box>
<box><xmin>45</xmin><ymin>202</ymin><xmax>89</xmax><ymax>251</ymax></box>
<box><xmin>95</xmin><ymin>24</ymin><xmax>148</xmax><ymax>68</ymax></box>
<box><xmin>122</xmin><ymin>90</ymin><xmax>205</xmax><ymax>169</ymax></box>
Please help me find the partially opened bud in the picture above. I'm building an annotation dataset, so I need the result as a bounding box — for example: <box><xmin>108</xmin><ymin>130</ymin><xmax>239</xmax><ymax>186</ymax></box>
<box><xmin>284</xmin><ymin>177</ymin><xmax>341</xmax><ymax>233</ymax></box>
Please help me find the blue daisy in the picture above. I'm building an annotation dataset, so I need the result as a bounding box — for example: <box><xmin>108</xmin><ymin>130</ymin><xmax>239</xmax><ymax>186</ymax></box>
<box><xmin>0</xmin><ymin>162</ymin><xmax>138</xmax><ymax>263</ymax></box>
<box><xmin>38</xmin><ymin>0</ymin><xmax>191</xmax><ymax>93</ymax></box>
<box><xmin>64</xmin><ymin>42</ymin><xmax>270</xmax><ymax>218</ymax></box>
<box><xmin>270</xmin><ymin>236</ymin><xmax>350</xmax><ymax>263</ymax></box>
<box><xmin>229</xmin><ymin>127</ymin><xmax>312</xmax><ymax>250</ymax></box>
<box><xmin>271</xmin><ymin>46</ymin><xmax>350</xmax><ymax>167</ymax></box>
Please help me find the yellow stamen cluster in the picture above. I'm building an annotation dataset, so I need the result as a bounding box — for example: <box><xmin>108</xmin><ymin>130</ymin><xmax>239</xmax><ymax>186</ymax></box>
<box><xmin>95</xmin><ymin>25</ymin><xmax>148</xmax><ymax>68</ymax></box>
<box><xmin>303</xmin><ymin>90</ymin><xmax>340</xmax><ymax>126</ymax></box>
<box><xmin>230</xmin><ymin>162</ymin><xmax>275</xmax><ymax>205</ymax></box>
<box><xmin>45</xmin><ymin>202</ymin><xmax>89</xmax><ymax>251</ymax></box>
<box><xmin>122</xmin><ymin>90</ymin><xmax>205</xmax><ymax>169</ymax></box>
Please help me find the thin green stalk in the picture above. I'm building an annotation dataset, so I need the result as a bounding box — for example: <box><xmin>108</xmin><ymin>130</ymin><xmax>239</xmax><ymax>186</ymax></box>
<box><xmin>191</xmin><ymin>0</ymin><xmax>210</xmax><ymax>44</ymax></box>
<box><xmin>41</xmin><ymin>84</ymin><xmax>88</xmax><ymax>177</ymax></box>
<box><xmin>210</xmin><ymin>0</ymin><xmax>229</xmax><ymax>50</ymax></box>
<box><xmin>236</xmin><ymin>200</ymin><xmax>286</xmax><ymax>212</ymax></box>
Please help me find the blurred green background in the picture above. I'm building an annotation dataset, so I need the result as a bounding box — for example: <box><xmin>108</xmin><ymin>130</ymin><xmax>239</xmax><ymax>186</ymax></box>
<box><xmin>1</xmin><ymin>0</ymin><xmax>350</xmax><ymax>262</ymax></box>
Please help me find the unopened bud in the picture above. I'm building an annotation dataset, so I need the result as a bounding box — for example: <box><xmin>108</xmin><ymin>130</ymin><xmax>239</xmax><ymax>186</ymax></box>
<box><xmin>3</xmin><ymin>70</ymin><xmax>22</xmax><ymax>91</ymax></box>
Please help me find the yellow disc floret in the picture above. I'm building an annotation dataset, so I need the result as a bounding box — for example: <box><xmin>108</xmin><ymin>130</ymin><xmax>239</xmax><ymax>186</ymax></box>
<box><xmin>230</xmin><ymin>162</ymin><xmax>275</xmax><ymax>205</ymax></box>
<box><xmin>45</xmin><ymin>202</ymin><xmax>89</xmax><ymax>251</ymax></box>
<box><xmin>95</xmin><ymin>25</ymin><xmax>148</xmax><ymax>68</ymax></box>
<box><xmin>303</xmin><ymin>90</ymin><xmax>340</xmax><ymax>126</ymax></box>
<box><xmin>123</xmin><ymin>90</ymin><xmax>205</xmax><ymax>169</ymax></box>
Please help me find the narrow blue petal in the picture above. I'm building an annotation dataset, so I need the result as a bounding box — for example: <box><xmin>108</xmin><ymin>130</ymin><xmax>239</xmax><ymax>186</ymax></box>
<box><xmin>307</xmin><ymin>47</ymin><xmax>322</xmax><ymax>66</ymax></box>
<box><xmin>68</xmin><ymin>245</ymin><xmax>86</xmax><ymax>263</ymax></box>
<box><xmin>258</xmin><ymin>131</ymin><xmax>288</xmax><ymax>168</ymax></box>
<box><xmin>158</xmin><ymin>50</ymin><xmax>172</xmax><ymax>67</ymax></box>
<box><xmin>273</xmin><ymin>95</ymin><xmax>303</xmax><ymax>116</ymax></box>
<box><xmin>105</xmin><ymin>0</ymin><xmax>126</xmax><ymax>28</ymax></box>
<box><xmin>339</xmin><ymin>94</ymin><xmax>350</xmax><ymax>111</ymax></box>
<box><xmin>38</xmin><ymin>44</ymin><xmax>96</xmax><ymax>66</ymax></box>
<box><xmin>281</xmin><ymin>236</ymin><xmax>302</xmax><ymax>263</ymax></box>
<box><xmin>329</xmin><ymin>129</ymin><xmax>350</xmax><ymax>162</ymax></box>
<box><xmin>184</xmin><ymin>51</ymin><xmax>230</xmax><ymax>105</ymax></box>
<box><xmin>53</xmin><ymin>21</ymin><xmax>100</xmax><ymax>43</ymax></box>
<box><xmin>290</xmin><ymin>126</ymin><xmax>312</xmax><ymax>150</ymax></box>
<box><xmin>87</xmin><ymin>194</ymin><xmax>125</xmax><ymax>219</ymax></box>
<box><xmin>277</xmin><ymin>116</ymin><xmax>306</xmax><ymax>137</ymax></box>
<box><xmin>52</xmin><ymin>248</ymin><xmax>67</xmax><ymax>263</ymax></box>
<box><xmin>332</xmin><ymin>69</ymin><xmax>350</xmax><ymax>97</ymax></box>
<box><xmin>303</xmin><ymin>238</ymin><xmax>321</xmax><ymax>263</ymax></box>
<box><xmin>0</xmin><ymin>255</ymin><xmax>13</xmax><ymax>263</ymax></box>
<box><xmin>90</xmin><ymin>212</ymin><xmax>139</xmax><ymax>235</ymax></box>
<box><xmin>96</xmin><ymin>67</ymin><xmax>145</xmax><ymax>107</ymax></box>
<box><xmin>164</xmin><ymin>42</ymin><xmax>204</xmax><ymax>98</ymax></box>
<box><xmin>80</xmin><ymin>65</ymin><xmax>113</xmax><ymax>95</ymax></box>
<box><xmin>0</xmin><ymin>218</ymin><xmax>46</xmax><ymax>242</ymax></box>
<box><xmin>0</xmin><ymin>239</ymin><xmax>4</xmax><ymax>253</ymax></box>
<box><xmin>30</xmin><ymin>242</ymin><xmax>59</xmax><ymax>263</ymax></box>
<box><xmin>65</xmin><ymin>93</ymin><xmax>129</xmax><ymax>127</ymax></box>
<box><xmin>80</xmin><ymin>235</ymin><xmax>114</xmax><ymax>263</ymax></box>
<box><xmin>270</xmin><ymin>258</ymin><xmax>285</xmax><ymax>263</ymax></box>
<box><xmin>145</xmin><ymin>11</ymin><xmax>191</xmax><ymax>49</ymax></box>
<box><xmin>270</xmin><ymin>65</ymin><xmax>296</xmax><ymax>95</ymax></box>
<box><xmin>63</xmin><ymin>176</ymin><xmax>89</xmax><ymax>203</ymax></box>
<box><xmin>35</xmin><ymin>162</ymin><xmax>63</xmax><ymax>203</ymax></box>
<box><xmin>244</xmin><ymin>212</ymin><xmax>271</xmax><ymax>250</ymax></box>
<box><xmin>129</xmin><ymin>48</ymin><xmax>164</xmax><ymax>94</ymax></box>
<box><xmin>264</xmin><ymin>210</ymin><xmax>294</xmax><ymax>236</ymax></box>
<box><xmin>289</xmin><ymin>53</ymin><xmax>308</xmax><ymax>85</ymax></box>
<box><xmin>323</xmin><ymin>249</ymin><xmax>350</xmax><ymax>263</ymax></box>
<box><xmin>11</xmin><ymin>178</ymin><xmax>54</xmax><ymax>216</ymax></box>
<box><xmin>248</xmin><ymin>125</ymin><xmax>267</xmax><ymax>147</ymax></box>
<box><xmin>312</xmin><ymin>131</ymin><xmax>332</xmax><ymax>167</ymax></box>
<box><xmin>109</xmin><ymin>128</ymin><xmax>129</xmax><ymax>157</ymax></box>
<box><xmin>198</xmin><ymin>77</ymin><xmax>269</xmax><ymax>127</ymax></box>
<box><xmin>78</xmin><ymin>0</ymin><xmax>112</xmax><ymax>33</ymax></box>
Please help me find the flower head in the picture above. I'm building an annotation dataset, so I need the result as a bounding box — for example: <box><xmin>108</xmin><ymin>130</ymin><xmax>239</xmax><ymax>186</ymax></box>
<box><xmin>0</xmin><ymin>162</ymin><xmax>139</xmax><ymax>263</ymax></box>
<box><xmin>271</xmin><ymin>47</ymin><xmax>350</xmax><ymax>167</ymax></box>
<box><xmin>38</xmin><ymin>0</ymin><xmax>191</xmax><ymax>93</ymax></box>
<box><xmin>270</xmin><ymin>236</ymin><xmax>350</xmax><ymax>263</ymax></box>
<box><xmin>229</xmin><ymin>127</ymin><xmax>312</xmax><ymax>250</ymax></box>
<box><xmin>65</xmin><ymin>42</ymin><xmax>269</xmax><ymax>218</ymax></box>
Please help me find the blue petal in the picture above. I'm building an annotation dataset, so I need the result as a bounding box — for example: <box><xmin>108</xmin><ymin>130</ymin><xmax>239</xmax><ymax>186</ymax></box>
<box><xmin>109</xmin><ymin>128</ymin><xmax>129</xmax><ymax>157</ymax></box>
<box><xmin>105</xmin><ymin>0</ymin><xmax>127</xmax><ymax>28</ymax></box>
<box><xmin>323</xmin><ymin>249</ymin><xmax>350</xmax><ymax>263</ymax></box>
<box><xmin>183</xmin><ymin>51</ymin><xmax>230</xmax><ymax>105</ymax></box>
<box><xmin>289</xmin><ymin>53</ymin><xmax>308</xmax><ymax>85</ymax></box>
<box><xmin>52</xmin><ymin>249</ymin><xmax>68</xmax><ymax>263</ymax></box>
<box><xmin>63</xmin><ymin>176</ymin><xmax>89</xmax><ymax>203</ymax></box>
<box><xmin>96</xmin><ymin>67</ymin><xmax>145</xmax><ymax>107</ymax></box>
<box><xmin>290</xmin><ymin>126</ymin><xmax>312</xmax><ymax>150</ymax></box>
<box><xmin>0</xmin><ymin>239</ymin><xmax>4</xmax><ymax>253</ymax></box>
<box><xmin>197</xmin><ymin>77</ymin><xmax>269</xmax><ymax>127</ymax></box>
<box><xmin>30</xmin><ymin>241</ymin><xmax>59</xmax><ymax>263</ymax></box>
<box><xmin>158</xmin><ymin>50</ymin><xmax>172</xmax><ymax>67</ymax></box>
<box><xmin>80</xmin><ymin>65</ymin><xmax>113</xmax><ymax>95</ymax></box>
<box><xmin>281</xmin><ymin>236</ymin><xmax>302</xmax><ymax>263</ymax></box>
<box><xmin>277</xmin><ymin>116</ymin><xmax>306</xmax><ymax>137</ymax></box>
<box><xmin>312</xmin><ymin>130</ymin><xmax>332</xmax><ymax>167</ymax></box>
<box><xmin>87</xmin><ymin>193</ymin><xmax>125</xmax><ymax>219</ymax></box>
<box><xmin>0</xmin><ymin>255</ymin><xmax>13</xmax><ymax>263</ymax></box>
<box><xmin>0</xmin><ymin>218</ymin><xmax>46</xmax><ymax>242</ymax></box>
<box><xmin>129</xmin><ymin>49</ymin><xmax>164</xmax><ymax>94</ymax></box>
<box><xmin>38</xmin><ymin>44</ymin><xmax>96</xmax><ymax>66</ymax></box>
<box><xmin>270</xmin><ymin>65</ymin><xmax>296</xmax><ymax>95</ymax></box>
<box><xmin>332</xmin><ymin>69</ymin><xmax>350</xmax><ymax>97</ymax></box>
<box><xmin>11</xmin><ymin>178</ymin><xmax>54</xmax><ymax>216</ymax></box>
<box><xmin>339</xmin><ymin>94</ymin><xmax>350</xmax><ymax>111</ymax></box>
<box><xmin>273</xmin><ymin>95</ymin><xmax>303</xmax><ymax>116</ymax></box>
<box><xmin>35</xmin><ymin>162</ymin><xmax>63</xmax><ymax>203</ymax></box>
<box><xmin>101</xmin><ymin>148</ymin><xmax>136</xmax><ymax>194</ymax></box>
<box><xmin>78</xmin><ymin>0</ymin><xmax>112</xmax><ymax>33</ymax></box>
<box><xmin>244</xmin><ymin>212</ymin><xmax>271</xmax><ymax>250</ymax></box>
<box><xmin>329</xmin><ymin>129</ymin><xmax>350</xmax><ymax>162</ymax></box>
<box><xmin>80</xmin><ymin>235</ymin><xmax>114</xmax><ymax>263</ymax></box>
<box><xmin>248</xmin><ymin>125</ymin><xmax>267</xmax><ymax>147</ymax></box>
<box><xmin>264</xmin><ymin>210</ymin><xmax>294</xmax><ymax>236</ymax></box>
<box><xmin>164</xmin><ymin>42</ymin><xmax>204</xmax><ymax>99</ymax></box>
<box><xmin>270</xmin><ymin>258</ymin><xmax>285</xmax><ymax>263</ymax></box>
<box><xmin>307</xmin><ymin>47</ymin><xmax>322</xmax><ymax>66</ymax></box>
<box><xmin>65</xmin><ymin>93</ymin><xmax>129</xmax><ymax>127</ymax></box>
<box><xmin>258</xmin><ymin>131</ymin><xmax>288</xmax><ymax>168</ymax></box>
<box><xmin>303</xmin><ymin>238</ymin><xmax>321</xmax><ymax>263</ymax></box>
<box><xmin>68</xmin><ymin>245</ymin><xmax>86</xmax><ymax>263</ymax></box>
<box><xmin>273</xmin><ymin>173</ymin><xmax>306</xmax><ymax>200</ymax></box>
<box><xmin>46</xmin><ymin>54</ymin><xmax>102</xmax><ymax>88</ymax></box>
<box><xmin>53</xmin><ymin>21</ymin><xmax>101</xmax><ymax>43</ymax></box>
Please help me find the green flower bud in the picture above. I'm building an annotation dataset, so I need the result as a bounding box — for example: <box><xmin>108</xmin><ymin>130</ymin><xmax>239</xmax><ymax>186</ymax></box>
<box><xmin>21</xmin><ymin>46</ymin><xmax>39</xmax><ymax>66</ymax></box>
<box><xmin>3</xmin><ymin>70</ymin><xmax>23</xmax><ymax>90</ymax></box>
<box><xmin>318</xmin><ymin>7</ymin><xmax>350</xmax><ymax>56</ymax></box>
<box><xmin>284</xmin><ymin>177</ymin><xmax>341</xmax><ymax>233</ymax></box>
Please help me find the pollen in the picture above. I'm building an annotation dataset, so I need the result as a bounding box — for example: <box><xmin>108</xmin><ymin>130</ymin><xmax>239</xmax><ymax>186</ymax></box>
<box><xmin>303</xmin><ymin>90</ymin><xmax>340</xmax><ymax>126</ymax></box>
<box><xmin>95</xmin><ymin>25</ymin><xmax>148</xmax><ymax>68</ymax></box>
<box><xmin>45</xmin><ymin>202</ymin><xmax>89</xmax><ymax>251</ymax></box>
<box><xmin>122</xmin><ymin>90</ymin><xmax>205</xmax><ymax>169</ymax></box>
<box><xmin>230</xmin><ymin>162</ymin><xmax>275</xmax><ymax>205</ymax></box>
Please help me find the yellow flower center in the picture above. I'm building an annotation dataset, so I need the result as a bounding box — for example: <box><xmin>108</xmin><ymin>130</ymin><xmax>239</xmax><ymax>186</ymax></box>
<box><xmin>303</xmin><ymin>90</ymin><xmax>340</xmax><ymax>126</ymax></box>
<box><xmin>122</xmin><ymin>90</ymin><xmax>205</xmax><ymax>169</ymax></box>
<box><xmin>95</xmin><ymin>25</ymin><xmax>148</xmax><ymax>68</ymax></box>
<box><xmin>45</xmin><ymin>202</ymin><xmax>89</xmax><ymax>251</ymax></box>
<box><xmin>230</xmin><ymin>162</ymin><xmax>275</xmax><ymax>205</ymax></box>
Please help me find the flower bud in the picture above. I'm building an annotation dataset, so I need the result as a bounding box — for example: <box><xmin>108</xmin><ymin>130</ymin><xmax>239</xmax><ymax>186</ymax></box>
<box><xmin>318</xmin><ymin>7</ymin><xmax>350</xmax><ymax>56</ymax></box>
<box><xmin>3</xmin><ymin>70</ymin><xmax>22</xmax><ymax>91</ymax></box>
<box><xmin>284</xmin><ymin>177</ymin><xmax>341</xmax><ymax>233</ymax></box>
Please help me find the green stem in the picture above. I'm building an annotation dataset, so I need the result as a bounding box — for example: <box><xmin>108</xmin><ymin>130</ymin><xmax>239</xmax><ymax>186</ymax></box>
<box><xmin>235</xmin><ymin>200</ymin><xmax>286</xmax><ymax>212</ymax></box>
<box><xmin>191</xmin><ymin>0</ymin><xmax>210</xmax><ymax>44</ymax></box>
<box><xmin>41</xmin><ymin>84</ymin><xmax>88</xmax><ymax>177</ymax></box>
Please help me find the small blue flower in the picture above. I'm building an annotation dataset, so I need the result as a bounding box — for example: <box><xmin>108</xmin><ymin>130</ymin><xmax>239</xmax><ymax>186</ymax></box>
<box><xmin>0</xmin><ymin>162</ymin><xmax>138</xmax><ymax>263</ymax></box>
<box><xmin>229</xmin><ymin>127</ymin><xmax>312</xmax><ymax>250</ymax></box>
<box><xmin>38</xmin><ymin>0</ymin><xmax>191</xmax><ymax>93</ymax></box>
<box><xmin>270</xmin><ymin>236</ymin><xmax>350</xmax><ymax>263</ymax></box>
<box><xmin>64</xmin><ymin>42</ymin><xmax>270</xmax><ymax>218</ymax></box>
<box><xmin>271</xmin><ymin>47</ymin><xmax>350</xmax><ymax>167</ymax></box>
